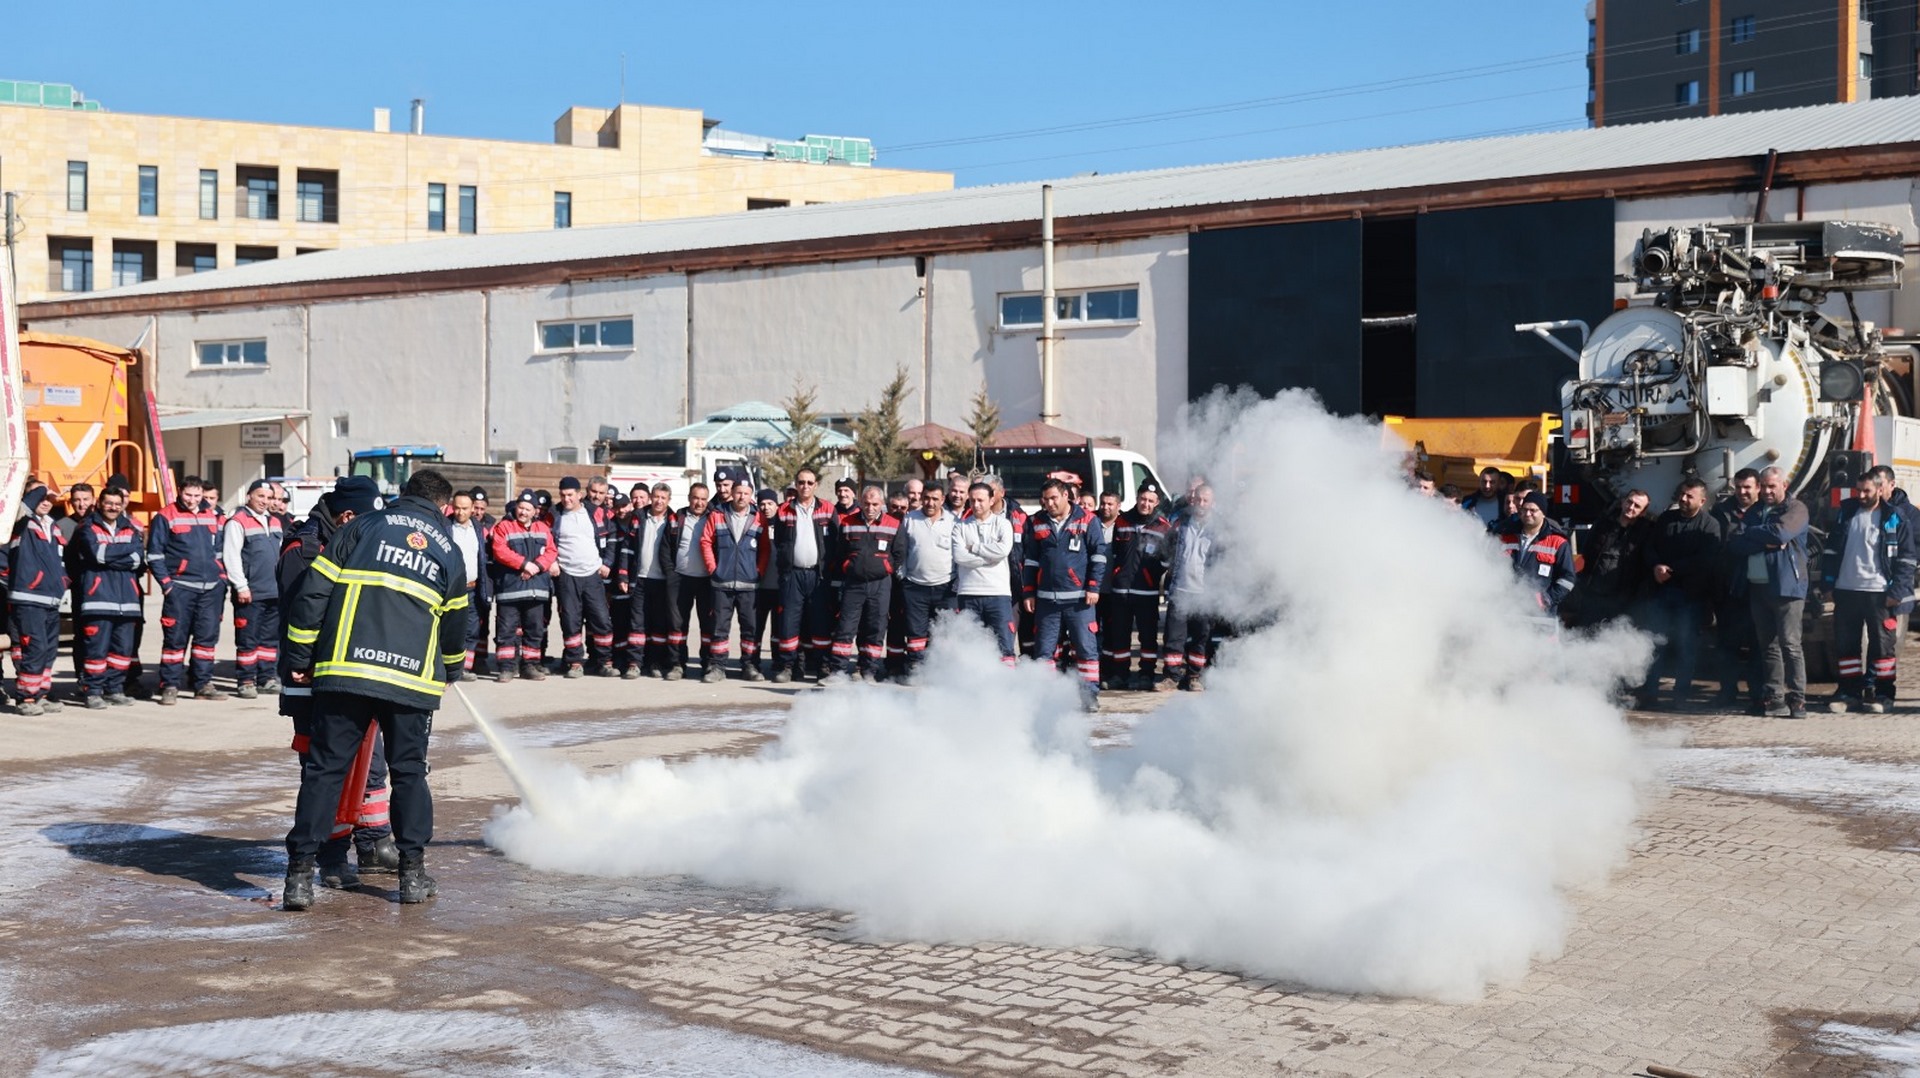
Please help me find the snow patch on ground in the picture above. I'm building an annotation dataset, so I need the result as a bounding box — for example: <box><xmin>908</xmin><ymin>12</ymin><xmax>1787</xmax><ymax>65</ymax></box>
<box><xmin>1809</xmin><ymin>1021</ymin><xmax>1920</xmax><ymax>1076</ymax></box>
<box><xmin>31</xmin><ymin>1006</ymin><xmax>936</xmax><ymax>1077</ymax></box>
<box><xmin>1653</xmin><ymin>745</ymin><xmax>1920</xmax><ymax>819</ymax></box>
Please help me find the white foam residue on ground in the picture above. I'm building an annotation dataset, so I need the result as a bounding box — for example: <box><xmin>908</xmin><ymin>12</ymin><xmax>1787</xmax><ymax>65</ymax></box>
<box><xmin>1654</xmin><ymin>745</ymin><xmax>1920</xmax><ymax>818</ymax></box>
<box><xmin>1811</xmin><ymin>1021</ymin><xmax>1920</xmax><ymax>1075</ymax></box>
<box><xmin>31</xmin><ymin>1006</ymin><xmax>935</xmax><ymax>1077</ymax></box>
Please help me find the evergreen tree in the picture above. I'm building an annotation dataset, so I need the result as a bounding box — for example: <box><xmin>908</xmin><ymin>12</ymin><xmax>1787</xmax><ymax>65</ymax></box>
<box><xmin>762</xmin><ymin>381</ymin><xmax>830</xmax><ymax>490</ymax></box>
<box><xmin>850</xmin><ymin>367</ymin><xmax>915</xmax><ymax>481</ymax></box>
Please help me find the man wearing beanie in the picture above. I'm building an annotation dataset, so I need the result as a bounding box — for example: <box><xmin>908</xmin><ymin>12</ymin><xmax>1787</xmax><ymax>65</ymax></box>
<box><xmin>5</xmin><ymin>488</ymin><xmax>68</xmax><ymax>714</ymax></box>
<box><xmin>1498</xmin><ymin>491</ymin><xmax>1577</xmax><ymax>619</ymax></box>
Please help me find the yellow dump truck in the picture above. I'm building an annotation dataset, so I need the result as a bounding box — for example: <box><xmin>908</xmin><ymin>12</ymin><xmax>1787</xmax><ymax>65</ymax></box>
<box><xmin>1383</xmin><ymin>413</ymin><xmax>1559</xmax><ymax>494</ymax></box>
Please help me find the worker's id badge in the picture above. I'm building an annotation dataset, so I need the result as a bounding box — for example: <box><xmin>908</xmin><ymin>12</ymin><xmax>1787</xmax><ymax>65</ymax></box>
<box><xmin>1537</xmin><ymin>561</ymin><xmax>1552</xmax><ymax>577</ymax></box>
<box><xmin>1068</xmin><ymin>536</ymin><xmax>1082</xmax><ymax>552</ymax></box>
<box><xmin>877</xmin><ymin>539</ymin><xmax>889</xmax><ymax>551</ymax></box>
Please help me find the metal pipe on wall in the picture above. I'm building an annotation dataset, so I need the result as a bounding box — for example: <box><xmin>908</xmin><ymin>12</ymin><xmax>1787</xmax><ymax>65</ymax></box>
<box><xmin>1040</xmin><ymin>184</ymin><xmax>1057</xmax><ymax>423</ymax></box>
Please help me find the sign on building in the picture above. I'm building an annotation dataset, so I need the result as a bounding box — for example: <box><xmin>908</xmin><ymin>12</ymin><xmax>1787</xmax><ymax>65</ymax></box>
<box><xmin>239</xmin><ymin>422</ymin><xmax>281</xmax><ymax>449</ymax></box>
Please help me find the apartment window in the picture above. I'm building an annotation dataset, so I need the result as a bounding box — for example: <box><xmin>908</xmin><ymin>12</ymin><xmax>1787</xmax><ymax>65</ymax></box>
<box><xmin>66</xmin><ymin>161</ymin><xmax>87</xmax><ymax>211</ymax></box>
<box><xmin>111</xmin><ymin>240</ymin><xmax>157</xmax><ymax>287</ymax></box>
<box><xmin>1676</xmin><ymin>80</ymin><xmax>1702</xmax><ymax>106</ymax></box>
<box><xmin>747</xmin><ymin>197</ymin><xmax>790</xmax><ymax>210</ymax></box>
<box><xmin>1861</xmin><ymin>53</ymin><xmax>1874</xmax><ymax>80</ymax></box>
<box><xmin>427</xmin><ymin>183</ymin><xmax>446</xmax><ymax>231</ymax></box>
<box><xmin>1675</xmin><ymin>28</ymin><xmax>1700</xmax><ymax>54</ymax></box>
<box><xmin>175</xmin><ymin>242</ymin><xmax>217</xmax><ymax>275</ymax></box>
<box><xmin>538</xmin><ymin>317</ymin><xmax>636</xmax><ymax>351</ymax></box>
<box><xmin>295</xmin><ymin>168</ymin><xmax>338</xmax><ymax>223</ymax></box>
<box><xmin>48</xmin><ymin>237</ymin><xmax>92</xmax><ymax>292</ymax></box>
<box><xmin>458</xmin><ymin>185</ymin><xmax>476</xmax><ymax>234</ymax></box>
<box><xmin>1731</xmin><ymin>69</ymin><xmax>1756</xmax><ymax>96</ymax></box>
<box><xmin>138</xmin><ymin>166</ymin><xmax>158</xmax><ymax>216</ymax></box>
<box><xmin>236</xmin><ymin>166</ymin><xmax>278</xmax><ymax>220</ymax></box>
<box><xmin>554</xmin><ymin>191</ymin><xmax>572</xmax><ymax>229</ymax></box>
<box><xmin>199</xmin><ymin>169</ymin><xmax>218</xmax><ymax>220</ymax></box>
<box><xmin>195</xmin><ymin>339</ymin><xmax>269</xmax><ymax>367</ymax></box>
<box><xmin>234</xmin><ymin>245</ymin><xmax>277</xmax><ymax>266</ymax></box>
<box><xmin>1729</xmin><ymin>15</ymin><xmax>1755</xmax><ymax>44</ymax></box>
<box><xmin>999</xmin><ymin>286</ymin><xmax>1140</xmax><ymax>328</ymax></box>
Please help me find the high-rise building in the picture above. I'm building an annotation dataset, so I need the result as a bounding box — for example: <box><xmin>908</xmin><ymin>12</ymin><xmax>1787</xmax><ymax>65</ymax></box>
<box><xmin>0</xmin><ymin>79</ymin><xmax>951</xmax><ymax>302</ymax></box>
<box><xmin>1587</xmin><ymin>0</ymin><xmax>1919</xmax><ymax>126</ymax></box>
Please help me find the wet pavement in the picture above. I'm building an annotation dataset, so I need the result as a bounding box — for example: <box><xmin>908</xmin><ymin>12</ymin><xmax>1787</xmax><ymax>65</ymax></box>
<box><xmin>4</xmin><ymin>659</ymin><xmax>1920</xmax><ymax>1076</ymax></box>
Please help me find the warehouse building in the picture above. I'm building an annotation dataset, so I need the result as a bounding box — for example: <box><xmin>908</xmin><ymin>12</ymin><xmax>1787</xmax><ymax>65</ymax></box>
<box><xmin>22</xmin><ymin>96</ymin><xmax>1920</xmax><ymax>492</ymax></box>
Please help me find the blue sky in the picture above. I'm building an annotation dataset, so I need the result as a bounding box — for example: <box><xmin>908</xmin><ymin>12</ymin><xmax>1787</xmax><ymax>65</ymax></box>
<box><xmin>12</xmin><ymin>1</ymin><xmax>1591</xmax><ymax>186</ymax></box>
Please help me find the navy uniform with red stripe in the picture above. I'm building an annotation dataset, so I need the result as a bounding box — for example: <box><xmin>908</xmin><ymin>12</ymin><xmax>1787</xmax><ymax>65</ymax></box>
<box><xmin>1023</xmin><ymin>501</ymin><xmax>1108</xmax><ymax>704</ymax></box>
<box><xmin>830</xmin><ymin>505</ymin><xmax>901</xmax><ymax>678</ymax></box>
<box><xmin>4</xmin><ymin>495</ymin><xmax>68</xmax><ymax>708</ymax></box>
<box><xmin>488</xmin><ymin>501</ymin><xmax>558</xmax><ymax>678</ymax></box>
<box><xmin>700</xmin><ymin>499</ymin><xmax>772</xmax><ymax>679</ymax></box>
<box><xmin>148</xmin><ymin>494</ymin><xmax>228</xmax><ymax>694</ymax></box>
<box><xmin>773</xmin><ymin>494</ymin><xmax>836</xmax><ymax>679</ymax></box>
<box><xmin>1102</xmin><ymin>503</ymin><xmax>1173</xmax><ymax>686</ymax></box>
<box><xmin>1499</xmin><ymin>519</ymin><xmax>1577</xmax><ymax>616</ymax></box>
<box><xmin>74</xmin><ymin>509</ymin><xmax>145</xmax><ymax>701</ymax></box>
<box><xmin>222</xmin><ymin>502</ymin><xmax>285</xmax><ymax>692</ymax></box>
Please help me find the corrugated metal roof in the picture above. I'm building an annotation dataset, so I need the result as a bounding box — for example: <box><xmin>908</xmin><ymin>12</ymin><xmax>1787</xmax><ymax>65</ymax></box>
<box><xmin>157</xmin><ymin>407</ymin><xmax>309</xmax><ymax>432</ymax></box>
<box><xmin>97</xmin><ymin>97</ymin><xmax>1920</xmax><ymax>301</ymax></box>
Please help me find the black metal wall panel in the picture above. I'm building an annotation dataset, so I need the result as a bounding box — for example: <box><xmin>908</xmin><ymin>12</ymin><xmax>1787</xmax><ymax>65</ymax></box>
<box><xmin>1188</xmin><ymin>219</ymin><xmax>1362</xmax><ymax>412</ymax></box>
<box><xmin>1415</xmin><ymin>199</ymin><xmax>1615</xmax><ymax>417</ymax></box>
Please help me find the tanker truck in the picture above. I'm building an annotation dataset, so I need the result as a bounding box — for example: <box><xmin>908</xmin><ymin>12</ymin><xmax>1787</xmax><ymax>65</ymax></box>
<box><xmin>1525</xmin><ymin>218</ymin><xmax>1920</xmax><ymax>676</ymax></box>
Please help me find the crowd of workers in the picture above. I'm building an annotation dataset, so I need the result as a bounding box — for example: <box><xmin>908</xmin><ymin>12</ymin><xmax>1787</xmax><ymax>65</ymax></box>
<box><xmin>1426</xmin><ymin>461</ymin><xmax>1918</xmax><ymax>720</ymax></box>
<box><xmin>0</xmin><ymin>464</ymin><xmax>1225</xmax><ymax>718</ymax></box>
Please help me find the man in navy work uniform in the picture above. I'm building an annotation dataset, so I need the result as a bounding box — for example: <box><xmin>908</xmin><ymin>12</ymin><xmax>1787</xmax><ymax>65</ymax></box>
<box><xmin>1023</xmin><ymin>477</ymin><xmax>1108</xmax><ymax>711</ymax></box>
<box><xmin>73</xmin><ymin>486</ymin><xmax>145</xmax><ymax>709</ymax></box>
<box><xmin>281</xmin><ymin>469</ymin><xmax>470</xmax><ymax>911</ymax></box>
<box><xmin>149</xmin><ymin>475</ymin><xmax>229</xmax><ymax>704</ymax></box>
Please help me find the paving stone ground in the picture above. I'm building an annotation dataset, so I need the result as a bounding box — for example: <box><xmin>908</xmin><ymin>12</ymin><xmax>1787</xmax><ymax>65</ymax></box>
<box><xmin>3</xmin><ymin>642</ymin><xmax>1919</xmax><ymax>1076</ymax></box>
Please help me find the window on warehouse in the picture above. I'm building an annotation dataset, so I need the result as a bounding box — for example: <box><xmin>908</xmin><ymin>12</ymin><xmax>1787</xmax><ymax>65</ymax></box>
<box><xmin>998</xmin><ymin>286</ymin><xmax>1139</xmax><ymax>329</ymax></box>
<box><xmin>195</xmin><ymin>339</ymin><xmax>269</xmax><ymax>367</ymax></box>
<box><xmin>538</xmin><ymin>317</ymin><xmax>635</xmax><ymax>352</ymax></box>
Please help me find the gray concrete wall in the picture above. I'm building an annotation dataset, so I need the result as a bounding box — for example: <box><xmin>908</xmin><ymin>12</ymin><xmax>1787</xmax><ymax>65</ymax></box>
<box><xmin>486</xmin><ymin>275</ymin><xmax>689</xmax><ymax>462</ymax></box>
<box><xmin>930</xmin><ymin>234</ymin><xmax>1186</xmax><ymax>460</ymax></box>
<box><xmin>688</xmin><ymin>258</ymin><xmax>924</xmax><ymax>422</ymax></box>
<box><xmin>307</xmin><ymin>292</ymin><xmax>486</xmax><ymax>471</ymax></box>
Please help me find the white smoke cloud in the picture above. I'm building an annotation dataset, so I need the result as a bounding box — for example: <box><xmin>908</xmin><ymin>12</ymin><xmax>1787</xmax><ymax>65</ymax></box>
<box><xmin>485</xmin><ymin>391</ymin><xmax>1651</xmax><ymax>1001</ymax></box>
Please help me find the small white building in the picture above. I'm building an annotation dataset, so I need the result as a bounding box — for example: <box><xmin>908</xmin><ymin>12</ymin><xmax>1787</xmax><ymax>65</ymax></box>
<box><xmin>24</xmin><ymin>97</ymin><xmax>1920</xmax><ymax>494</ymax></box>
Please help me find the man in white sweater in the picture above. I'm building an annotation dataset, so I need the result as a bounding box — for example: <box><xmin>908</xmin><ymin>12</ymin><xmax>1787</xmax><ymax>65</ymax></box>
<box><xmin>896</xmin><ymin>487</ymin><xmax>958</xmax><ymax>680</ymax></box>
<box><xmin>950</xmin><ymin>480</ymin><xmax>1018</xmax><ymax>667</ymax></box>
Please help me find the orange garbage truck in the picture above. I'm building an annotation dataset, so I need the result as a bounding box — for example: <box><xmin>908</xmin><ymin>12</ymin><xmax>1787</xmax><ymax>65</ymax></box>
<box><xmin>17</xmin><ymin>331</ymin><xmax>168</xmax><ymax>518</ymax></box>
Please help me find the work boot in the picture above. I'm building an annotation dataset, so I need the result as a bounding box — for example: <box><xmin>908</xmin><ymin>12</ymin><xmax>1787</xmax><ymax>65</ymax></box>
<box><xmin>663</xmin><ymin>665</ymin><xmax>684</xmax><ymax>682</ymax></box>
<box><xmin>1153</xmin><ymin>675</ymin><xmax>1180</xmax><ymax>693</ymax></box>
<box><xmin>283</xmin><ymin>858</ymin><xmax>317</xmax><ymax>911</ymax></box>
<box><xmin>621</xmin><ymin>666</ymin><xmax>642</xmax><ymax>680</ymax></box>
<box><xmin>261</xmin><ymin>678</ymin><xmax>283</xmax><ymax>695</ymax></box>
<box><xmin>459</xmin><ymin>669</ymin><xmax>478</xmax><ymax>682</ymax></box>
<box><xmin>771</xmin><ymin>666</ymin><xmax>793</xmax><ymax>684</ymax></box>
<box><xmin>42</xmin><ymin>697</ymin><xmax>63</xmax><ymax>712</ymax></box>
<box><xmin>17</xmin><ymin>700</ymin><xmax>44</xmax><ymax>717</ymax></box>
<box><xmin>397</xmin><ymin>854</ymin><xmax>437</xmax><ymax>905</ymax></box>
<box><xmin>702</xmin><ymin>664</ymin><xmax>727</xmax><ymax>684</ymax></box>
<box><xmin>105</xmin><ymin>693</ymin><xmax>133</xmax><ymax>707</ymax></box>
<box><xmin>85</xmin><ymin>695</ymin><xmax>107</xmax><ymax>710</ymax></box>
<box><xmin>496</xmin><ymin>665</ymin><xmax>517</xmax><ymax>685</ymax></box>
<box><xmin>318</xmin><ymin>853</ymin><xmax>359</xmax><ymax>890</ymax></box>
<box><xmin>356</xmin><ymin>834</ymin><xmax>401</xmax><ymax>874</ymax></box>
<box><xmin>743</xmin><ymin>663</ymin><xmax>766</xmax><ymax>682</ymax></box>
<box><xmin>195</xmin><ymin>685</ymin><xmax>227</xmax><ymax>701</ymax></box>
<box><xmin>565</xmin><ymin>663</ymin><xmax>584</xmax><ymax>679</ymax></box>
<box><xmin>527</xmin><ymin>664</ymin><xmax>548</xmax><ymax>681</ymax></box>
<box><xmin>236</xmin><ymin>682</ymin><xmax>259</xmax><ymax>700</ymax></box>
<box><xmin>594</xmin><ymin>664</ymin><xmax>617</xmax><ymax>678</ymax></box>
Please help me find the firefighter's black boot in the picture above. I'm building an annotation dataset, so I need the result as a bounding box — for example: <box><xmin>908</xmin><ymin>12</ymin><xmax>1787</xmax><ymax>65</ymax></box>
<box><xmin>283</xmin><ymin>858</ymin><xmax>316</xmax><ymax>911</ymax></box>
<box><xmin>318</xmin><ymin>849</ymin><xmax>359</xmax><ymax>890</ymax></box>
<box><xmin>356</xmin><ymin>833</ymin><xmax>401</xmax><ymax>873</ymax></box>
<box><xmin>397</xmin><ymin>853</ymin><xmax>437</xmax><ymax>904</ymax></box>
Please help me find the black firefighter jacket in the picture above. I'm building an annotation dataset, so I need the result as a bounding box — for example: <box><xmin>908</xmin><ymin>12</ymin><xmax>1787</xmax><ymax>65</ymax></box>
<box><xmin>283</xmin><ymin>495</ymin><xmax>470</xmax><ymax>712</ymax></box>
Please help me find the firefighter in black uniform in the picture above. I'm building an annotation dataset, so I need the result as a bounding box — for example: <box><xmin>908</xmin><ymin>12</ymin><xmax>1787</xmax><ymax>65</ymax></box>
<box><xmin>281</xmin><ymin>469</ymin><xmax>469</xmax><ymax>910</ymax></box>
